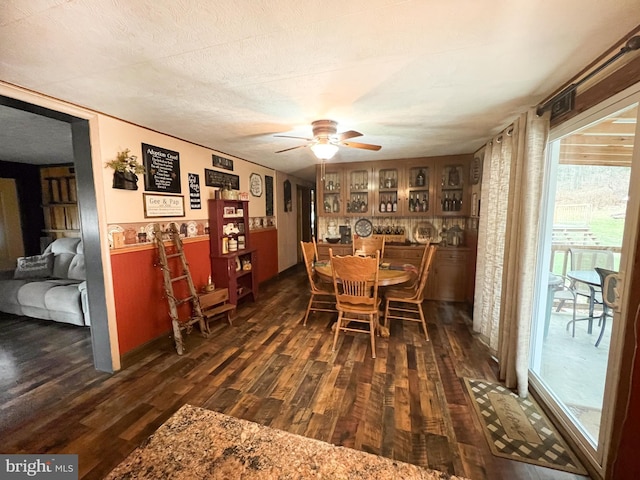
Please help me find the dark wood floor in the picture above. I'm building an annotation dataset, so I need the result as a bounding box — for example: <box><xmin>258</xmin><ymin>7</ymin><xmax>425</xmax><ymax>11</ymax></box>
<box><xmin>0</xmin><ymin>265</ymin><xmax>588</xmax><ymax>480</ymax></box>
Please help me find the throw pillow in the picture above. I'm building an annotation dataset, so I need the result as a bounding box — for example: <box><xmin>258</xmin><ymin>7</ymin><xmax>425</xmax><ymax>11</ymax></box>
<box><xmin>14</xmin><ymin>253</ymin><xmax>54</xmax><ymax>279</ymax></box>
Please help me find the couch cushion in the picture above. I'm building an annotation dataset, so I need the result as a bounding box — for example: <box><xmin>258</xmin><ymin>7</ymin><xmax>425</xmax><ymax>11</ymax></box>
<box><xmin>68</xmin><ymin>254</ymin><xmax>86</xmax><ymax>281</ymax></box>
<box><xmin>13</xmin><ymin>253</ymin><xmax>54</xmax><ymax>279</ymax></box>
<box><xmin>0</xmin><ymin>279</ymin><xmax>31</xmax><ymax>315</ymax></box>
<box><xmin>44</xmin><ymin>238</ymin><xmax>82</xmax><ymax>279</ymax></box>
<box><xmin>45</xmin><ymin>284</ymin><xmax>85</xmax><ymax>326</ymax></box>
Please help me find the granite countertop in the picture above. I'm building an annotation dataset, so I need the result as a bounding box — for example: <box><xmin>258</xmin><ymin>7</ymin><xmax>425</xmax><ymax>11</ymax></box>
<box><xmin>106</xmin><ymin>404</ymin><xmax>470</xmax><ymax>480</ymax></box>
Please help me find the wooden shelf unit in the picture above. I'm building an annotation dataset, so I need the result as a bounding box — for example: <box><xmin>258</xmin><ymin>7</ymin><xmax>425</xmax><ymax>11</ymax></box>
<box><xmin>208</xmin><ymin>199</ymin><xmax>258</xmax><ymax>305</ymax></box>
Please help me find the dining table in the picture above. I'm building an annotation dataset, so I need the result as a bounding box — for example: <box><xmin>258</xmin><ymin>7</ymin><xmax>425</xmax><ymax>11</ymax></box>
<box><xmin>314</xmin><ymin>261</ymin><xmax>415</xmax><ymax>287</ymax></box>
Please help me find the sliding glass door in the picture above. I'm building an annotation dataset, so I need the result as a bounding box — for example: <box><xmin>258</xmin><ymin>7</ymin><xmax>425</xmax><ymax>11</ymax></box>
<box><xmin>529</xmin><ymin>90</ymin><xmax>640</xmax><ymax>474</ymax></box>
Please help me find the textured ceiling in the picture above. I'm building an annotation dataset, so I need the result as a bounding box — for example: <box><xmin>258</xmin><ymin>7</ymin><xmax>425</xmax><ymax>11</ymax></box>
<box><xmin>1</xmin><ymin>1</ymin><xmax>639</xmax><ymax>179</ymax></box>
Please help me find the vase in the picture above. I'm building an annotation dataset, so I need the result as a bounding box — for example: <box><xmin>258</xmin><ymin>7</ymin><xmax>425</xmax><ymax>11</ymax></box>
<box><xmin>113</xmin><ymin>171</ymin><xmax>138</xmax><ymax>190</ymax></box>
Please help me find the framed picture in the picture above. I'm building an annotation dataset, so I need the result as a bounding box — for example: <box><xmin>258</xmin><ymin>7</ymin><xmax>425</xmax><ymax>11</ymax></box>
<box><xmin>143</xmin><ymin>193</ymin><xmax>185</xmax><ymax>218</ymax></box>
<box><xmin>223</xmin><ymin>206</ymin><xmax>236</xmax><ymax>217</ymax></box>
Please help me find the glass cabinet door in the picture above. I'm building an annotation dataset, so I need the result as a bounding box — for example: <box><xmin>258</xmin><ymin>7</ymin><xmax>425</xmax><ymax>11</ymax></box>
<box><xmin>406</xmin><ymin>161</ymin><xmax>433</xmax><ymax>216</ymax></box>
<box><xmin>376</xmin><ymin>167</ymin><xmax>400</xmax><ymax>216</ymax></box>
<box><xmin>319</xmin><ymin>169</ymin><xmax>343</xmax><ymax>216</ymax></box>
<box><xmin>346</xmin><ymin>168</ymin><xmax>370</xmax><ymax>215</ymax></box>
<box><xmin>437</xmin><ymin>162</ymin><xmax>467</xmax><ymax>215</ymax></box>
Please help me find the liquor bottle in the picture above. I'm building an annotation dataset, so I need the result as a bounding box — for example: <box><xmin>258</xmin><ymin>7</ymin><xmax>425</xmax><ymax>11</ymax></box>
<box><xmin>332</xmin><ymin>196</ymin><xmax>339</xmax><ymax>213</ymax></box>
<box><xmin>360</xmin><ymin>197</ymin><xmax>367</xmax><ymax>213</ymax></box>
<box><xmin>386</xmin><ymin>195</ymin><xmax>392</xmax><ymax>213</ymax></box>
<box><xmin>416</xmin><ymin>169</ymin><xmax>425</xmax><ymax>187</ymax></box>
<box><xmin>451</xmin><ymin>194</ymin><xmax>458</xmax><ymax>211</ymax></box>
<box><xmin>392</xmin><ymin>196</ymin><xmax>397</xmax><ymax>212</ymax></box>
<box><xmin>443</xmin><ymin>194</ymin><xmax>449</xmax><ymax>211</ymax></box>
<box><xmin>409</xmin><ymin>194</ymin><xmax>414</xmax><ymax>212</ymax></box>
<box><xmin>421</xmin><ymin>194</ymin><xmax>428</xmax><ymax>212</ymax></box>
<box><xmin>380</xmin><ymin>196</ymin><xmax>386</xmax><ymax>213</ymax></box>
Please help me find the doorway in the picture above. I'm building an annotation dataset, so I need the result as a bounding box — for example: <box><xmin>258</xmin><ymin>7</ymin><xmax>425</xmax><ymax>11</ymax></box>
<box><xmin>529</xmin><ymin>91</ymin><xmax>640</xmax><ymax>474</ymax></box>
<box><xmin>0</xmin><ymin>95</ymin><xmax>113</xmax><ymax>372</ymax></box>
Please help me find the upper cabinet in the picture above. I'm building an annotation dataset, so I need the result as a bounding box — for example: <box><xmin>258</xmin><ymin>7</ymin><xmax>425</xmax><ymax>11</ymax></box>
<box><xmin>435</xmin><ymin>157</ymin><xmax>470</xmax><ymax>216</ymax></box>
<box><xmin>374</xmin><ymin>165</ymin><xmax>401</xmax><ymax>216</ymax></box>
<box><xmin>316</xmin><ymin>155</ymin><xmax>473</xmax><ymax>219</ymax></box>
<box><xmin>318</xmin><ymin>167</ymin><xmax>344</xmax><ymax>216</ymax></box>
<box><xmin>345</xmin><ymin>163</ymin><xmax>371</xmax><ymax>216</ymax></box>
<box><xmin>404</xmin><ymin>158</ymin><xmax>435</xmax><ymax>217</ymax></box>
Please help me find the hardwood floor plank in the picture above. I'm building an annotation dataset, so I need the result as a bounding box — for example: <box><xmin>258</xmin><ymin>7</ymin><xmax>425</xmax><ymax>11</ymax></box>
<box><xmin>0</xmin><ymin>265</ymin><xmax>589</xmax><ymax>480</ymax></box>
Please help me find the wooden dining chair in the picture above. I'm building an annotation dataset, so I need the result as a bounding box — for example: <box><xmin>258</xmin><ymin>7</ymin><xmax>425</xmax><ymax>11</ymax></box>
<box><xmin>383</xmin><ymin>245</ymin><xmax>436</xmax><ymax>340</ymax></box>
<box><xmin>300</xmin><ymin>241</ymin><xmax>336</xmax><ymax>326</ymax></box>
<box><xmin>353</xmin><ymin>236</ymin><xmax>385</xmax><ymax>261</ymax></box>
<box><xmin>329</xmin><ymin>249</ymin><xmax>381</xmax><ymax>358</ymax></box>
<box><xmin>399</xmin><ymin>242</ymin><xmax>431</xmax><ymax>290</ymax></box>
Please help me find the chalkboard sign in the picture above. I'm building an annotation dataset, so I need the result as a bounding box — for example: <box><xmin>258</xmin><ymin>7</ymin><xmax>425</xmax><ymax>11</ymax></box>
<box><xmin>188</xmin><ymin>173</ymin><xmax>201</xmax><ymax>209</ymax></box>
<box><xmin>204</xmin><ymin>169</ymin><xmax>240</xmax><ymax>190</ymax></box>
<box><xmin>212</xmin><ymin>155</ymin><xmax>234</xmax><ymax>171</ymax></box>
<box><xmin>265</xmin><ymin>175</ymin><xmax>274</xmax><ymax>216</ymax></box>
<box><xmin>142</xmin><ymin>143</ymin><xmax>181</xmax><ymax>193</ymax></box>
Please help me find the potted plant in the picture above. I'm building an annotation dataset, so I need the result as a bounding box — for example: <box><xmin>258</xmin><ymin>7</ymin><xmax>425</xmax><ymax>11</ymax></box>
<box><xmin>106</xmin><ymin>149</ymin><xmax>145</xmax><ymax>190</ymax></box>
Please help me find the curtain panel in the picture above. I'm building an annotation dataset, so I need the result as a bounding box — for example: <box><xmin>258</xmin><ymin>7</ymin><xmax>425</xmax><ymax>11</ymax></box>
<box><xmin>473</xmin><ymin>108</ymin><xmax>550</xmax><ymax>397</ymax></box>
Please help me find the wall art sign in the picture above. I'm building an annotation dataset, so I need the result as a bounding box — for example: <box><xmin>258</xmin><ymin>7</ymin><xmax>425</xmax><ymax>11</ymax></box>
<box><xmin>250</xmin><ymin>173</ymin><xmax>263</xmax><ymax>197</ymax></box>
<box><xmin>188</xmin><ymin>173</ymin><xmax>201</xmax><ymax>209</ymax></box>
<box><xmin>204</xmin><ymin>169</ymin><xmax>240</xmax><ymax>189</ymax></box>
<box><xmin>265</xmin><ymin>175</ymin><xmax>274</xmax><ymax>216</ymax></box>
<box><xmin>212</xmin><ymin>155</ymin><xmax>234</xmax><ymax>171</ymax></box>
<box><xmin>143</xmin><ymin>193</ymin><xmax>185</xmax><ymax>218</ymax></box>
<box><xmin>142</xmin><ymin>143</ymin><xmax>181</xmax><ymax>193</ymax></box>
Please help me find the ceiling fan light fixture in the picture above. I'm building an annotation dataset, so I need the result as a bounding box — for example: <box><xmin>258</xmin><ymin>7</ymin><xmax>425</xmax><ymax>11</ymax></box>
<box><xmin>310</xmin><ymin>140</ymin><xmax>339</xmax><ymax>160</ymax></box>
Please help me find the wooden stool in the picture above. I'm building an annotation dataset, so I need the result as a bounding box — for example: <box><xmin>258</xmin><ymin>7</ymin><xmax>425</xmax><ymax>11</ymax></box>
<box><xmin>199</xmin><ymin>288</ymin><xmax>236</xmax><ymax>327</ymax></box>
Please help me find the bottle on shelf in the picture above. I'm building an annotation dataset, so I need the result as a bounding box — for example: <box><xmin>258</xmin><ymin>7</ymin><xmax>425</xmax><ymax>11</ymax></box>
<box><xmin>451</xmin><ymin>194</ymin><xmax>458</xmax><ymax>211</ymax></box>
<box><xmin>409</xmin><ymin>194</ymin><xmax>415</xmax><ymax>212</ymax></box>
<box><xmin>392</xmin><ymin>196</ymin><xmax>397</xmax><ymax>212</ymax></box>
<box><xmin>386</xmin><ymin>195</ymin><xmax>392</xmax><ymax>213</ymax></box>
<box><xmin>380</xmin><ymin>196</ymin><xmax>386</xmax><ymax>213</ymax></box>
<box><xmin>416</xmin><ymin>169</ymin><xmax>426</xmax><ymax>187</ymax></box>
<box><xmin>421</xmin><ymin>194</ymin><xmax>428</xmax><ymax>212</ymax></box>
<box><xmin>332</xmin><ymin>196</ymin><xmax>339</xmax><ymax>213</ymax></box>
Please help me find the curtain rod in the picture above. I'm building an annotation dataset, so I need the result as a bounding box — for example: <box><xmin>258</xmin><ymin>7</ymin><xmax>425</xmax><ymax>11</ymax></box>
<box><xmin>536</xmin><ymin>35</ymin><xmax>640</xmax><ymax>118</ymax></box>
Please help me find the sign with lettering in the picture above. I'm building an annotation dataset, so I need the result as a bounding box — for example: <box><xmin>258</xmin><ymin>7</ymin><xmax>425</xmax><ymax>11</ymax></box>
<box><xmin>212</xmin><ymin>155</ymin><xmax>234</xmax><ymax>171</ymax></box>
<box><xmin>265</xmin><ymin>175</ymin><xmax>274</xmax><ymax>216</ymax></box>
<box><xmin>204</xmin><ymin>169</ymin><xmax>240</xmax><ymax>190</ymax></box>
<box><xmin>188</xmin><ymin>173</ymin><xmax>201</xmax><ymax>209</ymax></box>
<box><xmin>142</xmin><ymin>143</ymin><xmax>181</xmax><ymax>193</ymax></box>
<box><xmin>143</xmin><ymin>193</ymin><xmax>185</xmax><ymax>218</ymax></box>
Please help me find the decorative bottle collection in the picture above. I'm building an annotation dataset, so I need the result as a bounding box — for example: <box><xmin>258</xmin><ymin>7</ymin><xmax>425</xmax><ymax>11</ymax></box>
<box><xmin>442</xmin><ymin>193</ymin><xmax>462</xmax><ymax>211</ymax></box>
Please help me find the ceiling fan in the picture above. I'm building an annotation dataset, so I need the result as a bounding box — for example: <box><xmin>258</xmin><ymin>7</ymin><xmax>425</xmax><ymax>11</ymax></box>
<box><xmin>274</xmin><ymin>120</ymin><xmax>381</xmax><ymax>160</ymax></box>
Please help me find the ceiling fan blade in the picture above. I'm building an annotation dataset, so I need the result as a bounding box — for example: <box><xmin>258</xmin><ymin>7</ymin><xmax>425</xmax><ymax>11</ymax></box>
<box><xmin>274</xmin><ymin>135</ymin><xmax>313</xmax><ymax>141</ymax></box>
<box><xmin>340</xmin><ymin>141</ymin><xmax>382</xmax><ymax>151</ymax></box>
<box><xmin>275</xmin><ymin>144</ymin><xmax>308</xmax><ymax>153</ymax></box>
<box><xmin>337</xmin><ymin>130</ymin><xmax>363</xmax><ymax>141</ymax></box>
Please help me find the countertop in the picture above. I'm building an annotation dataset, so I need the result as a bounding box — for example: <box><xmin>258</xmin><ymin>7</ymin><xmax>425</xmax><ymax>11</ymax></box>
<box><xmin>105</xmin><ymin>404</ymin><xmax>470</xmax><ymax>480</ymax></box>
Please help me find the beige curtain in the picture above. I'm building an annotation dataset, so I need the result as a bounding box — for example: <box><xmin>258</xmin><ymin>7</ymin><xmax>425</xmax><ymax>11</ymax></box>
<box><xmin>473</xmin><ymin>108</ymin><xmax>550</xmax><ymax>397</ymax></box>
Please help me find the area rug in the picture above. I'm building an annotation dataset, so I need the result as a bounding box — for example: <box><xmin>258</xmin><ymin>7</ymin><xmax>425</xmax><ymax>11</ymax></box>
<box><xmin>106</xmin><ymin>404</ymin><xmax>470</xmax><ymax>479</ymax></box>
<box><xmin>464</xmin><ymin>378</ymin><xmax>587</xmax><ymax>475</ymax></box>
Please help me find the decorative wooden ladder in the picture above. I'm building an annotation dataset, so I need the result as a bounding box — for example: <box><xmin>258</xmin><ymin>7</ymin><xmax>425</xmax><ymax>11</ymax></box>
<box><xmin>154</xmin><ymin>223</ymin><xmax>209</xmax><ymax>354</ymax></box>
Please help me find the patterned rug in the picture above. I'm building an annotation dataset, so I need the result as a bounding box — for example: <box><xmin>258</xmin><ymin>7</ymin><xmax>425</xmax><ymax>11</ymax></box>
<box><xmin>464</xmin><ymin>378</ymin><xmax>587</xmax><ymax>475</ymax></box>
<box><xmin>106</xmin><ymin>404</ymin><xmax>470</xmax><ymax>479</ymax></box>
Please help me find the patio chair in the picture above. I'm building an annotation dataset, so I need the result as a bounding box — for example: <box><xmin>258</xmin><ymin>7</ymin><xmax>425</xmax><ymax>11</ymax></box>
<box><xmin>594</xmin><ymin>267</ymin><xmax>617</xmax><ymax>347</ymax></box>
<box><xmin>330</xmin><ymin>249</ymin><xmax>381</xmax><ymax>358</ymax></box>
<box><xmin>383</xmin><ymin>245</ymin><xmax>436</xmax><ymax>340</ymax></box>
<box><xmin>300</xmin><ymin>241</ymin><xmax>336</xmax><ymax>326</ymax></box>
<box><xmin>568</xmin><ymin>248</ymin><xmax>614</xmax><ymax>302</ymax></box>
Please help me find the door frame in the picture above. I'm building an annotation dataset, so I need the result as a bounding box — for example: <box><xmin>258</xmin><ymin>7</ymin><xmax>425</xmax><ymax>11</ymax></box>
<box><xmin>0</xmin><ymin>95</ymin><xmax>114</xmax><ymax>373</ymax></box>
<box><xmin>528</xmin><ymin>83</ymin><xmax>640</xmax><ymax>476</ymax></box>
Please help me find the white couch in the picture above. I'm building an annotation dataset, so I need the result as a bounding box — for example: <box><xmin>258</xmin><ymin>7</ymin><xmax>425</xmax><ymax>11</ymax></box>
<box><xmin>0</xmin><ymin>237</ymin><xmax>90</xmax><ymax>326</ymax></box>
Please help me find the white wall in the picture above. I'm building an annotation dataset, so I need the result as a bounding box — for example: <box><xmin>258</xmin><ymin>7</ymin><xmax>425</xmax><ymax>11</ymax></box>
<box><xmin>97</xmin><ymin>116</ymin><xmax>274</xmax><ymax>223</ymax></box>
